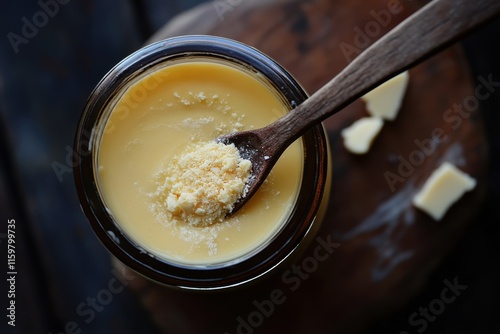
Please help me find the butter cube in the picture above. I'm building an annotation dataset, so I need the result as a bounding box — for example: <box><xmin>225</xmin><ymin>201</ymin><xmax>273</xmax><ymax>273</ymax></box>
<box><xmin>341</xmin><ymin>116</ymin><xmax>384</xmax><ymax>154</ymax></box>
<box><xmin>362</xmin><ymin>71</ymin><xmax>409</xmax><ymax>121</ymax></box>
<box><xmin>413</xmin><ymin>162</ymin><xmax>476</xmax><ymax>220</ymax></box>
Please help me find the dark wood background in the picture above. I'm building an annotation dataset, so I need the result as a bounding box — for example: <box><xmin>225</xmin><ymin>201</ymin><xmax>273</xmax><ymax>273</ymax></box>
<box><xmin>1</xmin><ymin>1</ymin><xmax>499</xmax><ymax>333</ymax></box>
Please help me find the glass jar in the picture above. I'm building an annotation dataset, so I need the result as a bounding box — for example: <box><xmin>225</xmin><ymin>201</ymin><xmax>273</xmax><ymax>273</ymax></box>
<box><xmin>74</xmin><ymin>35</ymin><xmax>330</xmax><ymax>290</ymax></box>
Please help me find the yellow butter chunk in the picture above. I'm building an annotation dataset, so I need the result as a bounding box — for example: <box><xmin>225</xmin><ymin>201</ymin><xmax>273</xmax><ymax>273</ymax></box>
<box><xmin>341</xmin><ymin>116</ymin><xmax>384</xmax><ymax>154</ymax></box>
<box><xmin>362</xmin><ymin>71</ymin><xmax>409</xmax><ymax>121</ymax></box>
<box><xmin>413</xmin><ymin>162</ymin><xmax>476</xmax><ymax>220</ymax></box>
<box><xmin>159</xmin><ymin>141</ymin><xmax>252</xmax><ymax>226</ymax></box>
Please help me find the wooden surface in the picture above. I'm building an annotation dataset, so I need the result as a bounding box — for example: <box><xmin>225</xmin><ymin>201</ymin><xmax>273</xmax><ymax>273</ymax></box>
<box><xmin>0</xmin><ymin>0</ymin><xmax>500</xmax><ymax>333</ymax></box>
<box><xmin>136</xmin><ymin>0</ymin><xmax>488</xmax><ymax>333</ymax></box>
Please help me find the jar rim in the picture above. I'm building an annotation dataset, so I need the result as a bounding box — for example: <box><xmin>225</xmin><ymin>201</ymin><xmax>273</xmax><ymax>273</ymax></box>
<box><xmin>74</xmin><ymin>35</ymin><xmax>329</xmax><ymax>290</ymax></box>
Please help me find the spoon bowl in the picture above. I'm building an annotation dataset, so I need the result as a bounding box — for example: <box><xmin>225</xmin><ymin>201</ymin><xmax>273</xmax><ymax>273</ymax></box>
<box><xmin>218</xmin><ymin>127</ymin><xmax>282</xmax><ymax>213</ymax></box>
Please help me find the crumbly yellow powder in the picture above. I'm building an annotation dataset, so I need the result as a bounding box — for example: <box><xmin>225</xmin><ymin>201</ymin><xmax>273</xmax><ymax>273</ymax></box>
<box><xmin>159</xmin><ymin>141</ymin><xmax>252</xmax><ymax>226</ymax></box>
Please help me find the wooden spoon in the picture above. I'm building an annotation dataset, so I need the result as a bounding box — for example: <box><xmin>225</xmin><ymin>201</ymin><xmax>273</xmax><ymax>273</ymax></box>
<box><xmin>219</xmin><ymin>0</ymin><xmax>500</xmax><ymax>215</ymax></box>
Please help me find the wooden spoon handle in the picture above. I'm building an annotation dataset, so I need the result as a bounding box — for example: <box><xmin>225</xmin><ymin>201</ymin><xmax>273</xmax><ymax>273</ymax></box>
<box><xmin>268</xmin><ymin>0</ymin><xmax>500</xmax><ymax>147</ymax></box>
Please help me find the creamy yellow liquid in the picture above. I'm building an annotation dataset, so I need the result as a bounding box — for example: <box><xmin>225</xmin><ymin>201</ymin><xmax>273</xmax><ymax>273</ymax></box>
<box><xmin>97</xmin><ymin>61</ymin><xmax>303</xmax><ymax>265</ymax></box>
